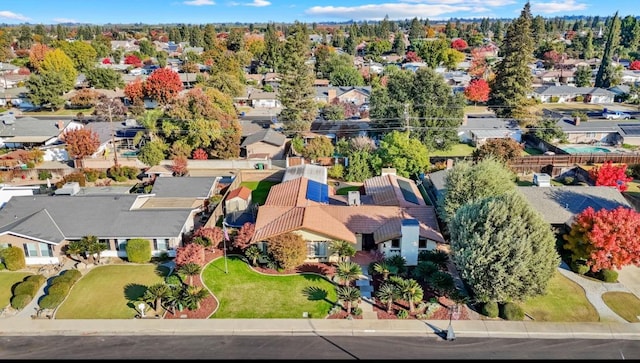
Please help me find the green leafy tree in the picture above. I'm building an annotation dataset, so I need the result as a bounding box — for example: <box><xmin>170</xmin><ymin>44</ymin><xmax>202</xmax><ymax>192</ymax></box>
<box><xmin>27</xmin><ymin>71</ymin><xmax>66</xmax><ymax>110</ymax></box>
<box><xmin>57</xmin><ymin>40</ymin><xmax>97</xmax><ymax>73</ymax></box>
<box><xmin>138</xmin><ymin>139</ymin><xmax>168</xmax><ymax>166</ymax></box>
<box><xmin>302</xmin><ymin>136</ymin><xmax>334</xmax><ymax>160</ymax></box>
<box><xmin>595</xmin><ymin>12</ymin><xmax>621</xmax><ymax>88</ymax></box>
<box><xmin>345</xmin><ymin>150</ymin><xmax>380</xmax><ymax>182</ymax></box>
<box><xmin>439</xmin><ymin>157</ymin><xmax>515</xmax><ymax>223</ymax></box>
<box><xmin>574</xmin><ymin>65</ymin><xmax>592</xmax><ymax>87</ymax></box>
<box><xmin>85</xmin><ymin>67</ymin><xmax>125</xmax><ymax>90</ymax></box>
<box><xmin>487</xmin><ymin>2</ymin><xmax>534</xmax><ymax>118</ymax></box>
<box><xmin>329</xmin><ymin>65</ymin><xmax>365</xmax><ymax>87</ymax></box>
<box><xmin>40</xmin><ymin>48</ymin><xmax>78</xmax><ymax>92</ymax></box>
<box><xmin>532</xmin><ymin>118</ymin><xmax>567</xmax><ymax>143</ymax></box>
<box><xmin>408</xmin><ymin>17</ymin><xmax>426</xmax><ymax>42</ymax></box>
<box><xmin>449</xmin><ymin>191</ymin><xmax>560</xmax><ymax>304</ymax></box>
<box><xmin>376</xmin><ymin>131</ymin><xmax>429</xmax><ymax>178</ymax></box>
<box><xmin>277</xmin><ymin>22</ymin><xmax>317</xmax><ymax>132</ymax></box>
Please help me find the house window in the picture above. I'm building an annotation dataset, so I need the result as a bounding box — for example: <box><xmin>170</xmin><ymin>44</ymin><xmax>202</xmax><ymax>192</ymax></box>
<box><xmin>0</xmin><ymin>243</ymin><xmax>9</xmax><ymax>249</ymax></box>
<box><xmin>586</xmin><ymin>132</ymin><xmax>596</xmax><ymax>138</ymax></box>
<box><xmin>154</xmin><ymin>239</ymin><xmax>169</xmax><ymax>251</ymax></box>
<box><xmin>419</xmin><ymin>239</ymin><xmax>427</xmax><ymax>249</ymax></box>
<box><xmin>23</xmin><ymin>243</ymin><xmax>38</xmax><ymax>257</ymax></box>
<box><xmin>391</xmin><ymin>239</ymin><xmax>400</xmax><ymax>248</ymax></box>
<box><xmin>116</xmin><ymin>239</ymin><xmax>128</xmax><ymax>251</ymax></box>
<box><xmin>307</xmin><ymin>241</ymin><xmax>328</xmax><ymax>257</ymax></box>
<box><xmin>40</xmin><ymin>243</ymin><xmax>53</xmax><ymax>257</ymax></box>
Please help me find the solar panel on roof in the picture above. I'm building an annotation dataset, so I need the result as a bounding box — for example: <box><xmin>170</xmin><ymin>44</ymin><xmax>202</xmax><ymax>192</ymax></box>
<box><xmin>397</xmin><ymin>179</ymin><xmax>419</xmax><ymax>205</ymax></box>
<box><xmin>306</xmin><ymin>180</ymin><xmax>329</xmax><ymax>203</ymax></box>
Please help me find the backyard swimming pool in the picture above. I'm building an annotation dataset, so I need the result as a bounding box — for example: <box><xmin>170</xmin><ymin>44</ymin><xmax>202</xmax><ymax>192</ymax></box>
<box><xmin>562</xmin><ymin>146</ymin><xmax>611</xmax><ymax>154</ymax></box>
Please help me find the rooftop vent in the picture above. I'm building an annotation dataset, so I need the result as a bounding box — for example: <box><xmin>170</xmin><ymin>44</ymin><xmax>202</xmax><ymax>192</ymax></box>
<box><xmin>348</xmin><ymin>190</ymin><xmax>361</xmax><ymax>206</ymax></box>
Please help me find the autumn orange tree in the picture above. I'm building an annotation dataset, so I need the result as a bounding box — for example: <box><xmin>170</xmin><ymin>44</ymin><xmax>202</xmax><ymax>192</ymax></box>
<box><xmin>267</xmin><ymin>232</ymin><xmax>307</xmax><ymax>270</ymax></box>
<box><xmin>124</xmin><ymin>77</ymin><xmax>145</xmax><ymax>103</ymax></box>
<box><xmin>233</xmin><ymin>222</ymin><xmax>255</xmax><ymax>250</ymax></box>
<box><xmin>563</xmin><ymin>206</ymin><xmax>640</xmax><ymax>272</ymax></box>
<box><xmin>174</xmin><ymin>242</ymin><xmax>205</xmax><ymax>268</ymax></box>
<box><xmin>464</xmin><ymin>78</ymin><xmax>490</xmax><ymax>105</ymax></box>
<box><xmin>63</xmin><ymin>128</ymin><xmax>100</xmax><ymax>168</ymax></box>
<box><xmin>144</xmin><ymin>68</ymin><xmax>183</xmax><ymax>105</ymax></box>
<box><xmin>28</xmin><ymin>43</ymin><xmax>51</xmax><ymax>72</ymax></box>
<box><xmin>472</xmin><ymin>138</ymin><xmax>523</xmax><ymax>164</ymax></box>
<box><xmin>588</xmin><ymin>161</ymin><xmax>633</xmax><ymax>192</ymax></box>
<box><xmin>171</xmin><ymin>155</ymin><xmax>188</xmax><ymax>176</ymax></box>
<box><xmin>451</xmin><ymin>38</ymin><xmax>468</xmax><ymax>51</ymax></box>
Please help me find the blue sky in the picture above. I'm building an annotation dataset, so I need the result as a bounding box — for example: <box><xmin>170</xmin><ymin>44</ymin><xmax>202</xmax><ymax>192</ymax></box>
<box><xmin>0</xmin><ymin>0</ymin><xmax>636</xmax><ymax>25</ymax></box>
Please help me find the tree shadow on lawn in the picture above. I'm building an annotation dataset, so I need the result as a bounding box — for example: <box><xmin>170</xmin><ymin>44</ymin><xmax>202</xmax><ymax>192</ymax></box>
<box><xmin>124</xmin><ymin>283</ymin><xmax>148</xmax><ymax>310</ymax></box>
<box><xmin>302</xmin><ymin>285</ymin><xmax>335</xmax><ymax>306</ymax></box>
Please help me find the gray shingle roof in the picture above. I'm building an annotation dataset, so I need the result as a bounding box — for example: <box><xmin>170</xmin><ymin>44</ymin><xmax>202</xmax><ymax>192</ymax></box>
<box><xmin>0</xmin><ymin>195</ymin><xmax>195</xmax><ymax>242</ymax></box>
<box><xmin>240</xmin><ymin>128</ymin><xmax>286</xmax><ymax>148</ymax></box>
<box><xmin>0</xmin><ymin>117</ymin><xmax>72</xmax><ymax>138</ymax></box>
<box><xmin>534</xmin><ymin>85</ymin><xmax>615</xmax><ymax>96</ymax></box>
<box><xmin>151</xmin><ymin>177</ymin><xmax>216</xmax><ymax>198</ymax></box>
<box><xmin>517</xmin><ymin>186</ymin><xmax>632</xmax><ymax>225</ymax></box>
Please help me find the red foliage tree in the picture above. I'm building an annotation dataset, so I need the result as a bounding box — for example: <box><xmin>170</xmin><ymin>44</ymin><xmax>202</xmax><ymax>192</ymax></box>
<box><xmin>233</xmin><ymin>222</ymin><xmax>255</xmax><ymax>250</ymax></box>
<box><xmin>62</xmin><ymin>128</ymin><xmax>100</xmax><ymax>168</ymax></box>
<box><xmin>565</xmin><ymin>206</ymin><xmax>640</xmax><ymax>272</ymax></box>
<box><xmin>404</xmin><ymin>51</ymin><xmax>421</xmax><ymax>63</ymax></box>
<box><xmin>193</xmin><ymin>226</ymin><xmax>224</xmax><ymax>249</ymax></box>
<box><xmin>543</xmin><ymin>50</ymin><xmax>561</xmax><ymax>69</ymax></box>
<box><xmin>102</xmin><ymin>58</ymin><xmax>111</xmax><ymax>64</ymax></box>
<box><xmin>630</xmin><ymin>60</ymin><xmax>640</xmax><ymax>71</ymax></box>
<box><xmin>171</xmin><ymin>155</ymin><xmax>188</xmax><ymax>176</ymax></box>
<box><xmin>451</xmin><ymin>38</ymin><xmax>468</xmax><ymax>51</ymax></box>
<box><xmin>17</xmin><ymin>67</ymin><xmax>31</xmax><ymax>75</ymax></box>
<box><xmin>124</xmin><ymin>78</ymin><xmax>144</xmax><ymax>102</ymax></box>
<box><xmin>175</xmin><ymin>243</ymin><xmax>205</xmax><ymax>267</ymax></box>
<box><xmin>588</xmin><ymin>161</ymin><xmax>633</xmax><ymax>192</ymax></box>
<box><xmin>144</xmin><ymin>68</ymin><xmax>183</xmax><ymax>105</ymax></box>
<box><xmin>464</xmin><ymin>78</ymin><xmax>490</xmax><ymax>104</ymax></box>
<box><xmin>124</xmin><ymin>54</ymin><xmax>142</xmax><ymax>67</ymax></box>
<box><xmin>468</xmin><ymin>48</ymin><xmax>488</xmax><ymax>78</ymax></box>
<box><xmin>192</xmin><ymin>148</ymin><xmax>208</xmax><ymax>160</ymax></box>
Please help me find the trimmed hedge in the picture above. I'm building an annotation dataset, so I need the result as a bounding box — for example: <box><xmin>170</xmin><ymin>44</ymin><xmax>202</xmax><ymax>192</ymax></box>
<box><xmin>61</xmin><ymin>269</ymin><xmax>82</xmax><ymax>283</ymax></box>
<box><xmin>599</xmin><ymin>269</ymin><xmax>618</xmax><ymax>283</ymax></box>
<box><xmin>10</xmin><ymin>294</ymin><xmax>32</xmax><ymax>310</ymax></box>
<box><xmin>482</xmin><ymin>301</ymin><xmax>499</xmax><ymax>318</ymax></box>
<box><xmin>500</xmin><ymin>302</ymin><xmax>525</xmax><ymax>321</ymax></box>
<box><xmin>39</xmin><ymin>293</ymin><xmax>65</xmax><ymax>309</ymax></box>
<box><xmin>48</xmin><ymin>281</ymin><xmax>71</xmax><ymax>296</ymax></box>
<box><xmin>13</xmin><ymin>280</ymin><xmax>39</xmax><ymax>298</ymax></box>
<box><xmin>1</xmin><ymin>246</ymin><xmax>26</xmax><ymax>271</ymax></box>
<box><xmin>26</xmin><ymin>274</ymin><xmax>47</xmax><ymax>286</ymax></box>
<box><xmin>126</xmin><ymin>238</ymin><xmax>152</xmax><ymax>263</ymax></box>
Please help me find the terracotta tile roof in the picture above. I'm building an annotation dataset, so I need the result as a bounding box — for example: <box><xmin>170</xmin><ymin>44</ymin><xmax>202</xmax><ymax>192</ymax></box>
<box><xmin>252</xmin><ymin>174</ymin><xmax>444</xmax><ymax>245</ymax></box>
<box><xmin>226</xmin><ymin>186</ymin><xmax>252</xmax><ymax>201</ymax></box>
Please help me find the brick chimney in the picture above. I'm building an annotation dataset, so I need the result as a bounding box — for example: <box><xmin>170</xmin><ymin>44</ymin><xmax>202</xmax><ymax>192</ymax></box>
<box><xmin>57</xmin><ymin>120</ymin><xmax>64</xmax><ymax>130</ymax></box>
<box><xmin>574</xmin><ymin>116</ymin><xmax>580</xmax><ymax>126</ymax></box>
<box><xmin>327</xmin><ymin>88</ymin><xmax>337</xmax><ymax>103</ymax></box>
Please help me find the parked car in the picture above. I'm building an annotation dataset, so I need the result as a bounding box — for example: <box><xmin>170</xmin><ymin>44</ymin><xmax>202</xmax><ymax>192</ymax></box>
<box><xmin>603</xmin><ymin>110</ymin><xmax>631</xmax><ymax>120</ymax></box>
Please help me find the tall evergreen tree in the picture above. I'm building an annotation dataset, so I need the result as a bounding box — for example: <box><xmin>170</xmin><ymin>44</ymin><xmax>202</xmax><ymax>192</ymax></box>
<box><xmin>449</xmin><ymin>191</ymin><xmax>560</xmax><ymax>304</ymax></box>
<box><xmin>277</xmin><ymin>22</ymin><xmax>317</xmax><ymax>132</ymax></box>
<box><xmin>408</xmin><ymin>17</ymin><xmax>426</xmax><ymax>41</ymax></box>
<box><xmin>487</xmin><ymin>2</ymin><xmax>534</xmax><ymax>118</ymax></box>
<box><xmin>262</xmin><ymin>23</ymin><xmax>281</xmax><ymax>71</ymax></box>
<box><xmin>595</xmin><ymin>12</ymin><xmax>621</xmax><ymax>88</ymax></box>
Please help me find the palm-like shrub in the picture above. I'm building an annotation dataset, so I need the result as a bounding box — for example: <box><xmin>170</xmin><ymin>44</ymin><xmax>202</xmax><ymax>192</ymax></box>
<box><xmin>178</xmin><ymin>262</ymin><xmax>202</xmax><ymax>285</ymax></box>
<box><xmin>143</xmin><ymin>283</ymin><xmax>171</xmax><ymax>311</ymax></box>
<box><xmin>333</xmin><ymin>261</ymin><xmax>362</xmax><ymax>286</ymax></box>
<box><xmin>335</xmin><ymin>285</ymin><xmax>361</xmax><ymax>314</ymax></box>
<box><xmin>373</xmin><ymin>261</ymin><xmax>398</xmax><ymax>280</ymax></box>
<box><xmin>392</xmin><ymin>277</ymin><xmax>424</xmax><ymax>314</ymax></box>
<box><xmin>244</xmin><ymin>245</ymin><xmax>263</xmax><ymax>266</ymax></box>
<box><xmin>329</xmin><ymin>240</ymin><xmax>356</xmax><ymax>263</ymax></box>
<box><xmin>385</xmin><ymin>255</ymin><xmax>407</xmax><ymax>275</ymax></box>
<box><xmin>376</xmin><ymin>282</ymin><xmax>399</xmax><ymax>313</ymax></box>
<box><xmin>183</xmin><ymin>286</ymin><xmax>209</xmax><ymax>310</ymax></box>
<box><xmin>417</xmin><ymin>249</ymin><xmax>450</xmax><ymax>269</ymax></box>
<box><xmin>412</xmin><ymin>261</ymin><xmax>439</xmax><ymax>282</ymax></box>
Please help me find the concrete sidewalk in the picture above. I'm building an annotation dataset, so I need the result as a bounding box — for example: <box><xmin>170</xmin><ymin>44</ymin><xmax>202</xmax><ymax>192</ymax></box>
<box><xmin>1</xmin><ymin>317</ymin><xmax>640</xmax><ymax>340</ymax></box>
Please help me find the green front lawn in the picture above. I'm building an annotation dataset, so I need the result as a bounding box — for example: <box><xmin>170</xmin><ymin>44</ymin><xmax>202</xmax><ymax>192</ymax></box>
<box><xmin>602</xmin><ymin>292</ymin><xmax>640</xmax><ymax>323</ymax></box>
<box><xmin>520</xmin><ymin>271</ymin><xmax>599</xmax><ymax>322</ymax></box>
<box><xmin>202</xmin><ymin>256</ymin><xmax>337</xmax><ymax>319</ymax></box>
<box><xmin>240</xmin><ymin>181</ymin><xmax>279</xmax><ymax>205</ymax></box>
<box><xmin>336</xmin><ymin>186</ymin><xmax>360</xmax><ymax>195</ymax></box>
<box><xmin>429</xmin><ymin>143</ymin><xmax>475</xmax><ymax>157</ymax></box>
<box><xmin>0</xmin><ymin>272</ymin><xmax>33</xmax><ymax>308</ymax></box>
<box><xmin>55</xmin><ymin>264</ymin><xmax>169</xmax><ymax>319</ymax></box>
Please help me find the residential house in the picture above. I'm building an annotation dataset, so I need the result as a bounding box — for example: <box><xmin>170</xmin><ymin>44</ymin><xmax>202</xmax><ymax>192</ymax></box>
<box><xmin>549</xmin><ymin>116</ymin><xmax>640</xmax><ymax>145</ymax></box>
<box><xmin>251</xmin><ymin>170</ymin><xmax>445</xmax><ymax>266</ymax></box>
<box><xmin>110</xmin><ymin>40</ymin><xmax>139</xmax><ymax>53</ymax></box>
<box><xmin>402</xmin><ymin>62</ymin><xmax>428</xmax><ymax>72</ymax></box>
<box><xmin>532</xmin><ymin>85</ymin><xmax>615</xmax><ymax>104</ymax></box>
<box><xmin>248</xmin><ymin>89</ymin><xmax>280</xmax><ymax>108</ymax></box>
<box><xmin>458</xmin><ymin>115</ymin><xmax>522</xmax><ymax>147</ymax></box>
<box><xmin>424</xmin><ymin>168</ymin><xmax>449</xmax><ymax>208</ymax></box>
<box><xmin>84</xmin><ymin>121</ymin><xmax>143</xmax><ymax>160</ymax></box>
<box><xmin>240</xmin><ymin>128</ymin><xmax>287</xmax><ymax>159</ymax></box>
<box><xmin>315</xmin><ymin>86</ymin><xmax>371</xmax><ymax>106</ymax></box>
<box><xmin>263</xmin><ymin>73</ymin><xmax>281</xmax><ymax>88</ymax></box>
<box><xmin>517</xmin><ymin>185</ymin><xmax>633</xmax><ymax>231</ymax></box>
<box><xmin>0</xmin><ymin>116</ymin><xmax>83</xmax><ymax>149</ymax></box>
<box><xmin>150</xmin><ymin>176</ymin><xmax>217</xmax><ymax>209</ymax></box>
<box><xmin>620</xmin><ymin>70</ymin><xmax>640</xmax><ymax>85</ymax></box>
<box><xmin>223</xmin><ymin>185</ymin><xmax>255</xmax><ymax>227</ymax></box>
<box><xmin>0</xmin><ymin>193</ymin><xmax>201</xmax><ymax>265</ymax></box>
<box><xmin>537</xmin><ymin>69</ymin><xmax>576</xmax><ymax>84</ymax></box>
<box><xmin>608</xmin><ymin>85</ymin><xmax>634</xmax><ymax>102</ymax></box>
<box><xmin>282</xmin><ymin>164</ymin><xmax>327</xmax><ymax>185</ymax></box>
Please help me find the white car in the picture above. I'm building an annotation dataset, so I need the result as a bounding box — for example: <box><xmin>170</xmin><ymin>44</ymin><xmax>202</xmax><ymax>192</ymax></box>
<box><xmin>603</xmin><ymin>111</ymin><xmax>631</xmax><ymax>120</ymax></box>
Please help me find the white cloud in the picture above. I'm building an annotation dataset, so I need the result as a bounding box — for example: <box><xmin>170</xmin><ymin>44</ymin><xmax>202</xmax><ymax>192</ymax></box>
<box><xmin>305</xmin><ymin>3</ymin><xmax>474</xmax><ymax>21</ymax></box>
<box><xmin>399</xmin><ymin>0</ymin><xmax>515</xmax><ymax>5</ymax></box>
<box><xmin>245</xmin><ymin>0</ymin><xmax>271</xmax><ymax>6</ymax></box>
<box><xmin>0</xmin><ymin>10</ymin><xmax>30</xmax><ymax>21</ymax></box>
<box><xmin>183</xmin><ymin>0</ymin><xmax>215</xmax><ymax>6</ymax></box>
<box><xmin>531</xmin><ymin>0</ymin><xmax>588</xmax><ymax>14</ymax></box>
<box><xmin>53</xmin><ymin>18</ymin><xmax>78</xmax><ymax>23</ymax></box>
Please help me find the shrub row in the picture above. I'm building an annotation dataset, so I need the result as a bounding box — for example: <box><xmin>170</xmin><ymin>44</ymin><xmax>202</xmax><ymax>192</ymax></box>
<box><xmin>38</xmin><ymin>269</ymin><xmax>82</xmax><ymax>310</ymax></box>
<box><xmin>10</xmin><ymin>274</ymin><xmax>46</xmax><ymax>310</ymax></box>
<box><xmin>482</xmin><ymin>301</ymin><xmax>525</xmax><ymax>321</ymax></box>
